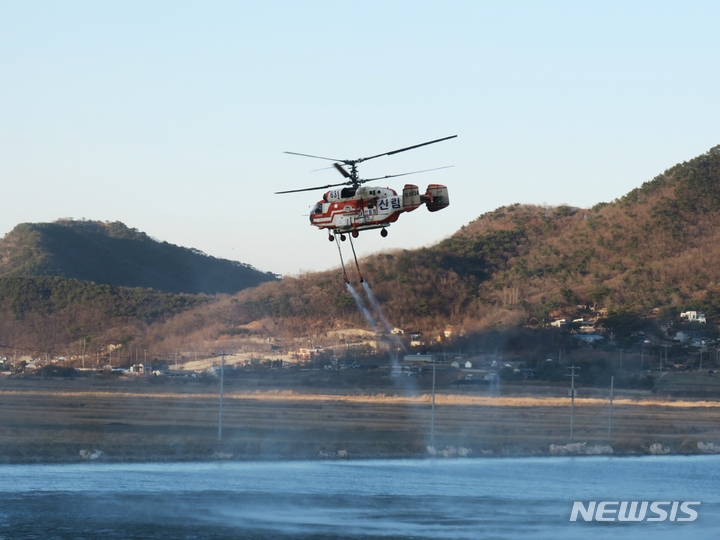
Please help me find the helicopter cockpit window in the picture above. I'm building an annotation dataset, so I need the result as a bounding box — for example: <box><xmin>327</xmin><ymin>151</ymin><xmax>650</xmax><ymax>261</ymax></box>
<box><xmin>340</xmin><ymin>187</ymin><xmax>357</xmax><ymax>198</ymax></box>
<box><xmin>312</xmin><ymin>203</ymin><xmax>323</xmax><ymax>214</ymax></box>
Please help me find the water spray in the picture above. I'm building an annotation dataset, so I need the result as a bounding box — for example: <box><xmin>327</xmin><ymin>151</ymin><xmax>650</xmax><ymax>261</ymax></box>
<box><xmin>335</xmin><ymin>230</ymin><xmax>405</xmax><ymax>365</ymax></box>
<box><xmin>346</xmin><ymin>282</ymin><xmax>378</xmax><ymax>332</ymax></box>
<box><xmin>362</xmin><ymin>280</ymin><xmax>407</xmax><ymax>354</ymax></box>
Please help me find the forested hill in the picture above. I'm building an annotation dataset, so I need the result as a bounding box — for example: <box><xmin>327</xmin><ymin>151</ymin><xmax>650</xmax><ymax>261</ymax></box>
<box><xmin>4</xmin><ymin>145</ymin><xmax>720</xmax><ymax>354</ymax></box>
<box><xmin>0</xmin><ymin>220</ymin><xmax>278</xmax><ymax>295</ymax></box>
<box><xmin>227</xmin><ymin>144</ymin><xmax>720</xmax><ymax>334</ymax></box>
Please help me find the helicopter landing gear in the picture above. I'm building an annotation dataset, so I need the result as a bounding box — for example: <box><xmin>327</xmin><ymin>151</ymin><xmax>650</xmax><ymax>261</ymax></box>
<box><xmin>351</xmin><ymin>230</ymin><xmax>359</xmax><ymax>238</ymax></box>
<box><xmin>328</xmin><ymin>233</ymin><xmax>335</xmax><ymax>242</ymax></box>
<box><xmin>340</xmin><ymin>234</ymin><xmax>347</xmax><ymax>242</ymax></box>
<box><xmin>381</xmin><ymin>228</ymin><xmax>388</xmax><ymax>238</ymax></box>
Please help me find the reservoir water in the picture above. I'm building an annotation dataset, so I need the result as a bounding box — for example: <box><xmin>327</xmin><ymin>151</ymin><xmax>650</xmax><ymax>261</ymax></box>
<box><xmin>0</xmin><ymin>456</ymin><xmax>718</xmax><ymax>539</ymax></box>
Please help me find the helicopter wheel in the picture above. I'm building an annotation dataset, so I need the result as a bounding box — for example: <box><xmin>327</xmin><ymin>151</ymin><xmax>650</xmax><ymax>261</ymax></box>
<box><xmin>381</xmin><ymin>228</ymin><xmax>388</xmax><ymax>238</ymax></box>
<box><xmin>328</xmin><ymin>234</ymin><xmax>335</xmax><ymax>242</ymax></box>
<box><xmin>351</xmin><ymin>230</ymin><xmax>359</xmax><ymax>238</ymax></box>
<box><xmin>340</xmin><ymin>234</ymin><xmax>346</xmax><ymax>242</ymax></box>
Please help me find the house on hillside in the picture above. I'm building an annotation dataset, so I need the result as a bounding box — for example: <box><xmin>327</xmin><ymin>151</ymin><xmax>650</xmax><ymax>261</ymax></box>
<box><xmin>674</xmin><ymin>330</ymin><xmax>700</xmax><ymax>343</ymax></box>
<box><xmin>294</xmin><ymin>346</ymin><xmax>324</xmax><ymax>361</ymax></box>
<box><xmin>680</xmin><ymin>311</ymin><xmax>707</xmax><ymax>324</ymax></box>
<box><xmin>409</xmin><ymin>332</ymin><xmax>424</xmax><ymax>346</ymax></box>
<box><xmin>550</xmin><ymin>319</ymin><xmax>567</xmax><ymax>328</ymax></box>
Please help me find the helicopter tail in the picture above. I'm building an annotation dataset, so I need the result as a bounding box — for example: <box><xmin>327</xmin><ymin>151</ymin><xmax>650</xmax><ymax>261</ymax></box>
<box><xmin>402</xmin><ymin>184</ymin><xmax>422</xmax><ymax>212</ymax></box>
<box><xmin>425</xmin><ymin>184</ymin><xmax>450</xmax><ymax>212</ymax></box>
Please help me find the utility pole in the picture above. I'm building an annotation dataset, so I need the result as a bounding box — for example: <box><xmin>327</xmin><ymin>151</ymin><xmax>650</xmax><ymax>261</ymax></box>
<box><xmin>608</xmin><ymin>376</ymin><xmax>614</xmax><ymax>441</ymax></box>
<box><xmin>660</xmin><ymin>345</ymin><xmax>665</xmax><ymax>372</ymax></box>
<box><xmin>218</xmin><ymin>352</ymin><xmax>226</xmax><ymax>442</ymax></box>
<box><xmin>431</xmin><ymin>357</ymin><xmax>436</xmax><ymax>449</ymax></box>
<box><xmin>566</xmin><ymin>366</ymin><xmax>580</xmax><ymax>441</ymax></box>
<box><xmin>640</xmin><ymin>345</ymin><xmax>644</xmax><ymax>371</ymax></box>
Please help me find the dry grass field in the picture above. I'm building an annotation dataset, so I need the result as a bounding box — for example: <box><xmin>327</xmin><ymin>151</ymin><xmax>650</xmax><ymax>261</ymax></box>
<box><xmin>2</xmin><ymin>373</ymin><xmax>720</xmax><ymax>462</ymax></box>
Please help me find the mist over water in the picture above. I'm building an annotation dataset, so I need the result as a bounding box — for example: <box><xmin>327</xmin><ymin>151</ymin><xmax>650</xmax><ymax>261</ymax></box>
<box><xmin>1</xmin><ymin>457</ymin><xmax>719</xmax><ymax>539</ymax></box>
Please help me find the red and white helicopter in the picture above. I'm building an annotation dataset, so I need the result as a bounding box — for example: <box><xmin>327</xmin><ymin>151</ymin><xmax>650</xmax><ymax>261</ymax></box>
<box><xmin>277</xmin><ymin>135</ymin><xmax>456</xmax><ymax>242</ymax></box>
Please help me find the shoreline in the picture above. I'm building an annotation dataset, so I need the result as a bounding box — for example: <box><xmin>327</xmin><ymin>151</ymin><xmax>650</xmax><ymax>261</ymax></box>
<box><xmin>3</xmin><ymin>447</ymin><xmax>720</xmax><ymax>466</ymax></box>
<box><xmin>3</xmin><ymin>378</ymin><xmax>720</xmax><ymax>465</ymax></box>
<box><xmin>6</xmin><ymin>387</ymin><xmax>720</xmax><ymax>409</ymax></box>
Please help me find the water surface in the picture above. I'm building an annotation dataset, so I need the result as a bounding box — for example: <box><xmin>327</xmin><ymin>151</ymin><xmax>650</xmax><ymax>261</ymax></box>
<box><xmin>0</xmin><ymin>456</ymin><xmax>717</xmax><ymax>539</ymax></box>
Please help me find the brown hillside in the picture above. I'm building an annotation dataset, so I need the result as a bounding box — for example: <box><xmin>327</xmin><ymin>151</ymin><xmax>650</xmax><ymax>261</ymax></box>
<box><xmin>4</xmin><ymin>145</ymin><xmax>720</xmax><ymax>358</ymax></box>
<box><xmin>216</xmin><ymin>144</ymin><xmax>720</xmax><ymax>336</ymax></box>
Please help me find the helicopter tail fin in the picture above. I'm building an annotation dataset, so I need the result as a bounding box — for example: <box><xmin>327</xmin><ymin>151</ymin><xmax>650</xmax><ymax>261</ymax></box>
<box><xmin>425</xmin><ymin>184</ymin><xmax>450</xmax><ymax>212</ymax></box>
<box><xmin>402</xmin><ymin>184</ymin><xmax>422</xmax><ymax>212</ymax></box>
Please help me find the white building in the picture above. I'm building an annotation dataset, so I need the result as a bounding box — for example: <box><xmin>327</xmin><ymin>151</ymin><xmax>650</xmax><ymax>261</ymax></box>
<box><xmin>681</xmin><ymin>311</ymin><xmax>707</xmax><ymax>324</ymax></box>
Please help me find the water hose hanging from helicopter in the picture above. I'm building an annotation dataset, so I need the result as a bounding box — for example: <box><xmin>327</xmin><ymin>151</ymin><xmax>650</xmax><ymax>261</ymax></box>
<box><xmin>334</xmin><ymin>232</ymin><xmax>349</xmax><ymax>283</ymax></box>
<box><xmin>331</xmin><ymin>229</ymin><xmax>363</xmax><ymax>284</ymax></box>
<box><xmin>347</xmin><ymin>233</ymin><xmax>365</xmax><ymax>283</ymax></box>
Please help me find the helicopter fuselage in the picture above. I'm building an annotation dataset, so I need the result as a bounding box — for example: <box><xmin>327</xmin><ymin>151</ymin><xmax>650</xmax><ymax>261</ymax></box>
<box><xmin>279</xmin><ymin>134</ymin><xmax>456</xmax><ymax>240</ymax></box>
<box><xmin>310</xmin><ymin>183</ymin><xmax>449</xmax><ymax>235</ymax></box>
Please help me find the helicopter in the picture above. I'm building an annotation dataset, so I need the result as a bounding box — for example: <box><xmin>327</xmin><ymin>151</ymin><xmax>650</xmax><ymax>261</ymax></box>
<box><xmin>276</xmin><ymin>135</ymin><xmax>456</xmax><ymax>242</ymax></box>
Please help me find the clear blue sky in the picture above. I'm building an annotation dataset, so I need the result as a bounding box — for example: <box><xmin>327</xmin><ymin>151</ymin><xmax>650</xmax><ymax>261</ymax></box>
<box><xmin>2</xmin><ymin>1</ymin><xmax>719</xmax><ymax>276</ymax></box>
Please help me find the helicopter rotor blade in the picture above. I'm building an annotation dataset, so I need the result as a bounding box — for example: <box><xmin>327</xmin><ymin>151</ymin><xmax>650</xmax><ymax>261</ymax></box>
<box><xmin>275</xmin><ymin>181</ymin><xmax>350</xmax><ymax>195</ymax></box>
<box><xmin>333</xmin><ymin>163</ymin><xmax>351</xmax><ymax>178</ymax></box>
<box><xmin>360</xmin><ymin>165</ymin><xmax>454</xmax><ymax>183</ymax></box>
<box><xmin>284</xmin><ymin>151</ymin><xmax>342</xmax><ymax>162</ymax></box>
<box><xmin>359</xmin><ymin>135</ymin><xmax>457</xmax><ymax>163</ymax></box>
